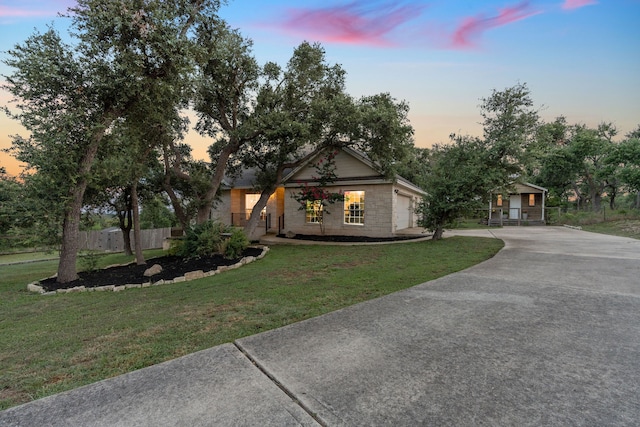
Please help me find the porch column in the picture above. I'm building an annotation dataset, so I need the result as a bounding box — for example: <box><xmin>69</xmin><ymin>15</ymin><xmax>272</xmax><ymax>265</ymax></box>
<box><xmin>541</xmin><ymin>191</ymin><xmax>546</xmax><ymax>221</ymax></box>
<box><xmin>488</xmin><ymin>198</ymin><xmax>492</xmax><ymax>225</ymax></box>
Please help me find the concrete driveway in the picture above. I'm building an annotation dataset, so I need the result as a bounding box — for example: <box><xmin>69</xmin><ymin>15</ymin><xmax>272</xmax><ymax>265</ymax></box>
<box><xmin>2</xmin><ymin>227</ymin><xmax>639</xmax><ymax>426</ymax></box>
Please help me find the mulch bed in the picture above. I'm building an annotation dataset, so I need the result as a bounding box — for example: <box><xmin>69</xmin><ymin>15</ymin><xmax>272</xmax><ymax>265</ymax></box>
<box><xmin>39</xmin><ymin>247</ymin><xmax>264</xmax><ymax>292</ymax></box>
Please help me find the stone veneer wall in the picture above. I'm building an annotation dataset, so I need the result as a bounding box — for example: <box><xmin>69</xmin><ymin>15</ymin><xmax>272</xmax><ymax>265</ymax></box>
<box><xmin>284</xmin><ymin>183</ymin><xmax>395</xmax><ymax>238</ymax></box>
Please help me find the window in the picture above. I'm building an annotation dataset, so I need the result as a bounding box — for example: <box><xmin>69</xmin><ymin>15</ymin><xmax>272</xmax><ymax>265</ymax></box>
<box><xmin>496</xmin><ymin>194</ymin><xmax>503</xmax><ymax>207</ymax></box>
<box><xmin>245</xmin><ymin>193</ymin><xmax>267</xmax><ymax>220</ymax></box>
<box><xmin>344</xmin><ymin>191</ymin><xmax>365</xmax><ymax>224</ymax></box>
<box><xmin>306</xmin><ymin>200</ymin><xmax>323</xmax><ymax>223</ymax></box>
<box><xmin>529</xmin><ymin>194</ymin><xmax>535</xmax><ymax>207</ymax></box>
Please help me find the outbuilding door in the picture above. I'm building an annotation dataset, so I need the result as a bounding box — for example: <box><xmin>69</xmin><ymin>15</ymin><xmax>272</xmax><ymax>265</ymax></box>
<box><xmin>509</xmin><ymin>196</ymin><xmax>521</xmax><ymax>219</ymax></box>
<box><xmin>397</xmin><ymin>195</ymin><xmax>412</xmax><ymax>229</ymax></box>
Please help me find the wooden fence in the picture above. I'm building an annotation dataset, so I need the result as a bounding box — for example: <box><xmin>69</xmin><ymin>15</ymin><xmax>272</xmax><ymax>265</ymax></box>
<box><xmin>78</xmin><ymin>227</ymin><xmax>172</xmax><ymax>252</ymax></box>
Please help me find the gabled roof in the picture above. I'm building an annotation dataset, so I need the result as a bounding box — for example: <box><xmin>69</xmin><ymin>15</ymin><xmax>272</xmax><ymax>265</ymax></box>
<box><xmin>281</xmin><ymin>146</ymin><xmax>380</xmax><ymax>183</ymax></box>
<box><xmin>281</xmin><ymin>146</ymin><xmax>426</xmax><ymax>195</ymax></box>
<box><xmin>516</xmin><ymin>182</ymin><xmax>548</xmax><ymax>193</ymax></box>
<box><xmin>219</xmin><ymin>146</ymin><xmax>427</xmax><ymax>196</ymax></box>
<box><xmin>493</xmin><ymin>181</ymin><xmax>548</xmax><ymax>194</ymax></box>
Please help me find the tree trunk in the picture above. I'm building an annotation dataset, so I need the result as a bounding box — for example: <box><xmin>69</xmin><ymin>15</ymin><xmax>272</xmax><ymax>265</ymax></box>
<box><xmin>57</xmin><ymin>121</ymin><xmax>112</xmax><ymax>283</ymax></box>
<box><xmin>131</xmin><ymin>181</ymin><xmax>146</xmax><ymax>265</ymax></box>
<box><xmin>196</xmin><ymin>144</ymin><xmax>238</xmax><ymax>224</ymax></box>
<box><xmin>609</xmin><ymin>192</ymin><xmax>616</xmax><ymax>211</ymax></box>
<box><xmin>115</xmin><ymin>191</ymin><xmax>133</xmax><ymax>256</ymax></box>
<box><xmin>432</xmin><ymin>225</ymin><xmax>444</xmax><ymax>241</ymax></box>
<box><xmin>120</xmin><ymin>207</ymin><xmax>133</xmax><ymax>256</ymax></box>
<box><xmin>162</xmin><ymin>179</ymin><xmax>190</xmax><ymax>231</ymax></box>
<box><xmin>57</xmin><ymin>198</ymin><xmax>83</xmax><ymax>283</ymax></box>
<box><xmin>243</xmin><ymin>188</ymin><xmax>274</xmax><ymax>240</ymax></box>
<box><xmin>592</xmin><ymin>192</ymin><xmax>602</xmax><ymax>212</ymax></box>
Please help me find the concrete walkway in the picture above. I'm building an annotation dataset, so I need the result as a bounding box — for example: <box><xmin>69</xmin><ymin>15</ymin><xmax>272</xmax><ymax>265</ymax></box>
<box><xmin>2</xmin><ymin>227</ymin><xmax>639</xmax><ymax>426</ymax></box>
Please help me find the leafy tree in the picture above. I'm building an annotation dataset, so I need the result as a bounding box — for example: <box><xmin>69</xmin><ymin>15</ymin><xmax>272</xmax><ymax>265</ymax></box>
<box><xmin>140</xmin><ymin>195</ymin><xmax>175</xmax><ymax>229</ymax></box>
<box><xmin>3</xmin><ymin>28</ymin><xmax>124</xmax><ymax>282</ymax></box>
<box><xmin>0</xmin><ymin>168</ymin><xmax>20</xmax><ymax>236</ymax></box>
<box><xmin>3</xmin><ymin>0</ymin><xmax>222</xmax><ymax>282</ymax></box>
<box><xmin>480</xmin><ymin>82</ymin><xmax>540</xmax><ymax>180</ymax></box>
<box><xmin>419</xmin><ymin>83</ymin><xmax>541</xmax><ymax>239</ymax></box>
<box><xmin>607</xmin><ymin>126</ymin><xmax>640</xmax><ymax>209</ymax></box>
<box><xmin>418</xmin><ymin>136</ymin><xmax>490</xmax><ymax>240</ymax></box>
<box><xmin>394</xmin><ymin>146</ymin><xmax>431</xmax><ymax>189</ymax></box>
<box><xmin>181</xmin><ymin>19</ymin><xmax>262</xmax><ymax>224</ymax></box>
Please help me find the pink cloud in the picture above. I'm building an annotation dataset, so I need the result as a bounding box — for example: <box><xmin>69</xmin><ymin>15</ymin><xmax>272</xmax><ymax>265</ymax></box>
<box><xmin>0</xmin><ymin>6</ymin><xmax>53</xmax><ymax>17</ymax></box>
<box><xmin>0</xmin><ymin>1</ymin><xmax>74</xmax><ymax>19</ymax></box>
<box><xmin>562</xmin><ymin>0</ymin><xmax>597</xmax><ymax>10</ymax></box>
<box><xmin>450</xmin><ymin>2</ymin><xmax>541</xmax><ymax>49</ymax></box>
<box><xmin>278</xmin><ymin>1</ymin><xmax>426</xmax><ymax>47</ymax></box>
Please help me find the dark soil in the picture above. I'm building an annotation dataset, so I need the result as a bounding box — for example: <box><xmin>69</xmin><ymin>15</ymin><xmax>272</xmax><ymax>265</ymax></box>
<box><xmin>280</xmin><ymin>234</ymin><xmax>428</xmax><ymax>243</ymax></box>
<box><xmin>39</xmin><ymin>247</ymin><xmax>264</xmax><ymax>292</ymax></box>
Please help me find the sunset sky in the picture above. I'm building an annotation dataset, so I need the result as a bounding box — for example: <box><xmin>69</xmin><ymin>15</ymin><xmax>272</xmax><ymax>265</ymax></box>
<box><xmin>1</xmin><ymin>0</ymin><xmax>639</xmax><ymax>176</ymax></box>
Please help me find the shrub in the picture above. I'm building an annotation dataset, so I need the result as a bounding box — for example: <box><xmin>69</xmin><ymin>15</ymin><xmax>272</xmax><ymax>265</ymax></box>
<box><xmin>222</xmin><ymin>228</ymin><xmax>249</xmax><ymax>259</ymax></box>
<box><xmin>177</xmin><ymin>221</ymin><xmax>248</xmax><ymax>259</ymax></box>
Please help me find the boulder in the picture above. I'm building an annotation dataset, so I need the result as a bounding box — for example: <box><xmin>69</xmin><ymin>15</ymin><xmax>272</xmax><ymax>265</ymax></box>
<box><xmin>144</xmin><ymin>264</ymin><xmax>163</xmax><ymax>277</ymax></box>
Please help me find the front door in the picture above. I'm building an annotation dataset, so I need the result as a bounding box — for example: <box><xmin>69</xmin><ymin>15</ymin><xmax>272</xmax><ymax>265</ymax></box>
<box><xmin>509</xmin><ymin>196</ymin><xmax>521</xmax><ymax>219</ymax></box>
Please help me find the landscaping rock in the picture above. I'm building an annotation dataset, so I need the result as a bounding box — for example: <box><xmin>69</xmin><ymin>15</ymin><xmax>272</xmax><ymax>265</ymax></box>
<box><xmin>27</xmin><ymin>283</ymin><xmax>44</xmax><ymax>293</ymax></box>
<box><xmin>144</xmin><ymin>264</ymin><xmax>163</xmax><ymax>277</ymax></box>
<box><xmin>185</xmin><ymin>270</ymin><xmax>204</xmax><ymax>280</ymax></box>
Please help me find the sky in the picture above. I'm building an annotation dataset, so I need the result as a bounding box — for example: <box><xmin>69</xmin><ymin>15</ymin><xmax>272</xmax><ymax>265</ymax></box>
<box><xmin>1</xmin><ymin>0</ymin><xmax>639</xmax><ymax>177</ymax></box>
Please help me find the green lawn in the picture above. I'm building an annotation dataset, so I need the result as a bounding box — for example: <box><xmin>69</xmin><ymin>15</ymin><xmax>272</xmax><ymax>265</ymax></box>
<box><xmin>0</xmin><ymin>237</ymin><xmax>502</xmax><ymax>410</ymax></box>
<box><xmin>0</xmin><ymin>251</ymin><xmax>59</xmax><ymax>265</ymax></box>
<box><xmin>580</xmin><ymin>219</ymin><xmax>640</xmax><ymax>240</ymax></box>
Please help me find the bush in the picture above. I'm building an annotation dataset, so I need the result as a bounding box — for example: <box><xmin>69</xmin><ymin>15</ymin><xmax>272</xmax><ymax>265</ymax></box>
<box><xmin>177</xmin><ymin>221</ymin><xmax>248</xmax><ymax>259</ymax></box>
<box><xmin>222</xmin><ymin>228</ymin><xmax>249</xmax><ymax>259</ymax></box>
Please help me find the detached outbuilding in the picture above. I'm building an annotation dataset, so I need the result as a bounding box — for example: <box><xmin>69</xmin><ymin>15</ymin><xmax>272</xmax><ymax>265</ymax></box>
<box><xmin>211</xmin><ymin>147</ymin><xmax>426</xmax><ymax>240</ymax></box>
<box><xmin>488</xmin><ymin>182</ymin><xmax>548</xmax><ymax>226</ymax></box>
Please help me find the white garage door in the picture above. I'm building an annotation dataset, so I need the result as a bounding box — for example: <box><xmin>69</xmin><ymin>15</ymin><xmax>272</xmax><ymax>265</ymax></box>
<box><xmin>397</xmin><ymin>195</ymin><xmax>411</xmax><ymax>230</ymax></box>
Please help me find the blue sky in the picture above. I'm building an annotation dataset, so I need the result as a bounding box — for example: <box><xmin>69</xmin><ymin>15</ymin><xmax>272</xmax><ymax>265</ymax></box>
<box><xmin>1</xmin><ymin>0</ymin><xmax>639</xmax><ymax>176</ymax></box>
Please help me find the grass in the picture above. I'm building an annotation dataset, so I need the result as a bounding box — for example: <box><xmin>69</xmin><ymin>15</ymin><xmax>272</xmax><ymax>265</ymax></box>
<box><xmin>547</xmin><ymin>208</ymin><xmax>640</xmax><ymax>240</ymax></box>
<box><xmin>580</xmin><ymin>220</ymin><xmax>640</xmax><ymax>239</ymax></box>
<box><xmin>0</xmin><ymin>252</ymin><xmax>59</xmax><ymax>265</ymax></box>
<box><xmin>0</xmin><ymin>237</ymin><xmax>502</xmax><ymax>410</ymax></box>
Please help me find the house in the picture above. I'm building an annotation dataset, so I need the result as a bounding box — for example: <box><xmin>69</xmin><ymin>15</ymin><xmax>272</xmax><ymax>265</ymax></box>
<box><xmin>211</xmin><ymin>147</ymin><xmax>427</xmax><ymax>240</ymax></box>
<box><xmin>488</xmin><ymin>182</ymin><xmax>548</xmax><ymax>226</ymax></box>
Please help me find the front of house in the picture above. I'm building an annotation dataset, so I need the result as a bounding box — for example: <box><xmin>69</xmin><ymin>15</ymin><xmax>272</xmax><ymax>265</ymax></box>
<box><xmin>489</xmin><ymin>182</ymin><xmax>548</xmax><ymax>226</ymax></box>
<box><xmin>211</xmin><ymin>147</ymin><xmax>426</xmax><ymax>240</ymax></box>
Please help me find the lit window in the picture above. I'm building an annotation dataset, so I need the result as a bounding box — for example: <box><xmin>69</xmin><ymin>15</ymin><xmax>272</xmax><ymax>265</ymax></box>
<box><xmin>344</xmin><ymin>191</ymin><xmax>365</xmax><ymax>224</ymax></box>
<box><xmin>529</xmin><ymin>194</ymin><xmax>535</xmax><ymax>207</ymax></box>
<box><xmin>496</xmin><ymin>194</ymin><xmax>503</xmax><ymax>206</ymax></box>
<box><xmin>245</xmin><ymin>193</ymin><xmax>267</xmax><ymax>220</ymax></box>
<box><xmin>306</xmin><ymin>200</ymin><xmax>323</xmax><ymax>223</ymax></box>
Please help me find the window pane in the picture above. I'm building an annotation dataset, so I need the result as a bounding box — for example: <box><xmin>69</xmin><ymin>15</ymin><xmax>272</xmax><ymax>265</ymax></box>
<box><xmin>497</xmin><ymin>194</ymin><xmax>503</xmax><ymax>206</ymax></box>
<box><xmin>306</xmin><ymin>200</ymin><xmax>323</xmax><ymax>223</ymax></box>
<box><xmin>529</xmin><ymin>194</ymin><xmax>535</xmax><ymax>207</ymax></box>
<box><xmin>344</xmin><ymin>191</ymin><xmax>365</xmax><ymax>224</ymax></box>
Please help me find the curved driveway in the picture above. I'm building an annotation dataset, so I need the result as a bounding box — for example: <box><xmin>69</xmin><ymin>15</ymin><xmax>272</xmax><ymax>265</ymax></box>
<box><xmin>2</xmin><ymin>227</ymin><xmax>639</xmax><ymax>426</ymax></box>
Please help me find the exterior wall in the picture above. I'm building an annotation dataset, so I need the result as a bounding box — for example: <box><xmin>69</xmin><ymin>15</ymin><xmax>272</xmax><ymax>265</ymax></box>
<box><xmin>293</xmin><ymin>150</ymin><xmax>378</xmax><ymax>181</ymax></box>
<box><xmin>490</xmin><ymin>192</ymin><xmax>544</xmax><ymax>221</ymax></box>
<box><xmin>283</xmin><ymin>183</ymin><xmax>396</xmax><ymax>238</ymax></box>
<box><xmin>211</xmin><ymin>191</ymin><xmax>232</xmax><ymax>225</ymax></box>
